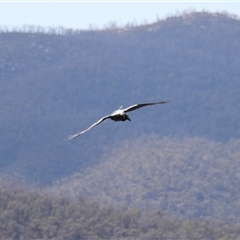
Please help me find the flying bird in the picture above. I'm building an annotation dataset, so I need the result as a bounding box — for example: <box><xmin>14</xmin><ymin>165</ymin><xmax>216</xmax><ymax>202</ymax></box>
<box><xmin>67</xmin><ymin>101</ymin><xmax>168</xmax><ymax>141</ymax></box>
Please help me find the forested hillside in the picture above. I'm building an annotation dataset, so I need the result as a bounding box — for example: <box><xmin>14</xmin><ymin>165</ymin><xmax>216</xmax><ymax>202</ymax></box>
<box><xmin>1</xmin><ymin>11</ymin><xmax>239</xmax><ymax>185</ymax></box>
<box><xmin>0</xmin><ymin>185</ymin><xmax>239</xmax><ymax>239</ymax></box>
<box><xmin>1</xmin><ymin>11</ymin><xmax>240</xmax><ymax>229</ymax></box>
<box><xmin>50</xmin><ymin>136</ymin><xmax>240</xmax><ymax>224</ymax></box>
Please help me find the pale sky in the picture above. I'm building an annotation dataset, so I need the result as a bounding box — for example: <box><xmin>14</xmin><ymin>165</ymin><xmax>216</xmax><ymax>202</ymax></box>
<box><xmin>1</xmin><ymin>2</ymin><xmax>240</xmax><ymax>30</ymax></box>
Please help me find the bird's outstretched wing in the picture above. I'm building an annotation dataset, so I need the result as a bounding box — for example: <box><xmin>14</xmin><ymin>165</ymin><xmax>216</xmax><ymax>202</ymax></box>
<box><xmin>66</xmin><ymin>115</ymin><xmax>111</xmax><ymax>141</ymax></box>
<box><xmin>123</xmin><ymin>101</ymin><xmax>168</xmax><ymax>113</ymax></box>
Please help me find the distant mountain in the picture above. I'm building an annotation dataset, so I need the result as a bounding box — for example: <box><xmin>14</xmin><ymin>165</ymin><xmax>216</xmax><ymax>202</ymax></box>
<box><xmin>0</xmin><ymin>11</ymin><xmax>240</xmax><ymax>184</ymax></box>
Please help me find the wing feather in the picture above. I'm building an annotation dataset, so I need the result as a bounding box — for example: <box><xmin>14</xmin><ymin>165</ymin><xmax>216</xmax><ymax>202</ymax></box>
<box><xmin>66</xmin><ymin>115</ymin><xmax>111</xmax><ymax>141</ymax></box>
<box><xmin>123</xmin><ymin>101</ymin><xmax>168</xmax><ymax>113</ymax></box>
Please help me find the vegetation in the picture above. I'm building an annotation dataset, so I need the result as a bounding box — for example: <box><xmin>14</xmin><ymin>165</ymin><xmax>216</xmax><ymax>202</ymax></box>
<box><xmin>0</xmin><ymin>11</ymin><xmax>240</xmax><ymax>184</ymax></box>
<box><xmin>50</xmin><ymin>136</ymin><xmax>240</xmax><ymax>224</ymax></box>
<box><xmin>0</xmin><ymin>185</ymin><xmax>239</xmax><ymax>239</ymax></box>
<box><xmin>1</xmin><ymin>11</ymin><xmax>240</xmax><ymax>236</ymax></box>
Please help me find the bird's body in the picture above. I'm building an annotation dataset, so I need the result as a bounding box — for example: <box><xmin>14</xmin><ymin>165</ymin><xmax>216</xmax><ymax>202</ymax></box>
<box><xmin>109</xmin><ymin>108</ymin><xmax>131</xmax><ymax>122</ymax></box>
<box><xmin>67</xmin><ymin>101</ymin><xmax>168</xmax><ymax>141</ymax></box>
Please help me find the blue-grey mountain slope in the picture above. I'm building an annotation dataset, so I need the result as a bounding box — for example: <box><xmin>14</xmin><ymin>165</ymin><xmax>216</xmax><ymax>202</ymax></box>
<box><xmin>0</xmin><ymin>11</ymin><xmax>240</xmax><ymax>184</ymax></box>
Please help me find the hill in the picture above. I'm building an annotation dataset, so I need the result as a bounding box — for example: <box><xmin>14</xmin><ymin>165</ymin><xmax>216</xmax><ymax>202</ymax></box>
<box><xmin>0</xmin><ymin>11</ymin><xmax>240</xmax><ymax>186</ymax></box>
<box><xmin>0</xmin><ymin>184</ymin><xmax>239</xmax><ymax>239</ymax></box>
<box><xmin>49</xmin><ymin>136</ymin><xmax>240</xmax><ymax>224</ymax></box>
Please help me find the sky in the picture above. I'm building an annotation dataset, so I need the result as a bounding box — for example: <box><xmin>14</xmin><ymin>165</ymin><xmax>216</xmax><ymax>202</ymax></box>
<box><xmin>1</xmin><ymin>2</ymin><xmax>240</xmax><ymax>31</ymax></box>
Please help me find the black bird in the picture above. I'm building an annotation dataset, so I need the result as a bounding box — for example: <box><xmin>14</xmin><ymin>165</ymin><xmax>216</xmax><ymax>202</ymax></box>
<box><xmin>67</xmin><ymin>101</ymin><xmax>168</xmax><ymax>141</ymax></box>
